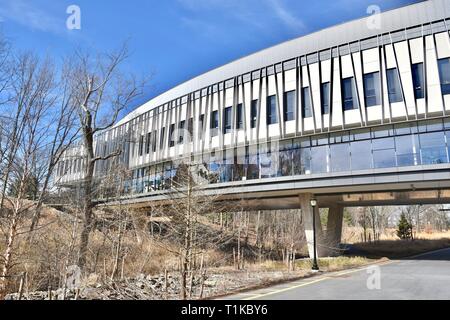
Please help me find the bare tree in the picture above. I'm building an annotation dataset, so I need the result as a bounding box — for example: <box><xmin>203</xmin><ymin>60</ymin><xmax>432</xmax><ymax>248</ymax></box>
<box><xmin>0</xmin><ymin>53</ymin><xmax>55</xmax><ymax>294</ymax></box>
<box><xmin>150</xmin><ymin>162</ymin><xmax>235</xmax><ymax>299</ymax></box>
<box><xmin>67</xmin><ymin>44</ymin><xmax>144</xmax><ymax>273</ymax></box>
<box><xmin>28</xmin><ymin>61</ymin><xmax>80</xmax><ymax>236</ymax></box>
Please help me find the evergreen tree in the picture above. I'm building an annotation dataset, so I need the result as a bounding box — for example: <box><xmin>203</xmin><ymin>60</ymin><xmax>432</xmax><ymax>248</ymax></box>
<box><xmin>397</xmin><ymin>213</ymin><xmax>413</xmax><ymax>240</ymax></box>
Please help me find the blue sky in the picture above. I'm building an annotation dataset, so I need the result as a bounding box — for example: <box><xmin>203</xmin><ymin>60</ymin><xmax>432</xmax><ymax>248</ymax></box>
<box><xmin>0</xmin><ymin>0</ymin><xmax>415</xmax><ymax>111</ymax></box>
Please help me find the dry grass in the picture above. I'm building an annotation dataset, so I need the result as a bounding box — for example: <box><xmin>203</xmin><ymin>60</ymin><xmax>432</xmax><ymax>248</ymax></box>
<box><xmin>225</xmin><ymin>256</ymin><xmax>374</xmax><ymax>273</ymax></box>
<box><xmin>342</xmin><ymin>226</ymin><xmax>450</xmax><ymax>259</ymax></box>
<box><xmin>296</xmin><ymin>256</ymin><xmax>375</xmax><ymax>272</ymax></box>
<box><xmin>343</xmin><ymin>226</ymin><xmax>450</xmax><ymax>243</ymax></box>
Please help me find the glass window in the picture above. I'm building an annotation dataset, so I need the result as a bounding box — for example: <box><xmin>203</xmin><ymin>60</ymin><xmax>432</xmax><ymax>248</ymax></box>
<box><xmin>300</xmin><ymin>148</ymin><xmax>312</xmax><ymax>175</ymax></box>
<box><xmin>312</xmin><ymin>134</ymin><xmax>329</xmax><ymax>146</ymax></box>
<box><xmin>251</xmin><ymin>100</ymin><xmax>258</xmax><ymax>128</ymax></box>
<box><xmin>138</xmin><ymin>135</ymin><xmax>144</xmax><ymax>156</ymax></box>
<box><xmin>352</xmin><ymin>129</ymin><xmax>371</xmax><ymax>141</ymax></box>
<box><xmin>159</xmin><ymin>127</ymin><xmax>165</xmax><ymax>149</ymax></box>
<box><xmin>447</xmin><ymin>132</ymin><xmax>450</xmax><ymax>161</ymax></box>
<box><xmin>330</xmin><ymin>143</ymin><xmax>350</xmax><ymax>172</ymax></box>
<box><xmin>210</xmin><ymin>110</ymin><xmax>219</xmax><ymax>136</ymax></box>
<box><xmin>363</xmin><ymin>72</ymin><xmax>381</xmax><ymax>107</ymax></box>
<box><xmin>236</xmin><ymin>103</ymin><xmax>244</xmax><ymax>129</ymax></box>
<box><xmin>223</xmin><ymin>106</ymin><xmax>232</xmax><ymax>134</ymax></box>
<box><xmin>311</xmin><ymin>145</ymin><xmax>329</xmax><ymax>174</ymax></box>
<box><xmin>292</xmin><ymin>148</ymin><xmax>301</xmax><ymax>175</ymax></box>
<box><xmin>418</xmin><ymin>119</ymin><xmax>444</xmax><ymax>133</ymax></box>
<box><xmin>342</xmin><ymin>77</ymin><xmax>359</xmax><ymax>111</ymax></box>
<box><xmin>169</xmin><ymin>124</ymin><xmax>175</xmax><ymax>147</ymax></box>
<box><xmin>221</xmin><ymin>151</ymin><xmax>233</xmax><ymax>182</ymax></box>
<box><xmin>438</xmin><ymin>58</ymin><xmax>450</xmax><ymax>95</ymax></box>
<box><xmin>198</xmin><ymin>114</ymin><xmax>205</xmax><ymax>139</ymax></box>
<box><xmin>302</xmin><ymin>87</ymin><xmax>312</xmax><ymax>118</ymax></box>
<box><xmin>372</xmin><ymin>137</ymin><xmax>396</xmax><ymax>169</ymax></box>
<box><xmin>321</xmin><ymin>82</ymin><xmax>330</xmax><ymax>114</ymax></box>
<box><xmin>188</xmin><ymin>118</ymin><xmax>193</xmax><ymax>137</ymax></box>
<box><xmin>146</xmin><ymin>132</ymin><xmax>152</xmax><ymax>154</ymax></box>
<box><xmin>178</xmin><ymin>120</ymin><xmax>185</xmax><ymax>144</ymax></box>
<box><xmin>246</xmin><ymin>151</ymin><xmax>259</xmax><ymax>180</ymax></box>
<box><xmin>411</xmin><ymin>63</ymin><xmax>425</xmax><ymax>99</ymax></box>
<box><xmin>279</xmin><ymin>150</ymin><xmax>292</xmax><ymax>176</ymax></box>
<box><xmin>260</xmin><ymin>152</ymin><xmax>275</xmax><ymax>178</ymax></box>
<box><xmin>266</xmin><ymin>95</ymin><xmax>278</xmax><ymax>125</ymax></box>
<box><xmin>283</xmin><ymin>90</ymin><xmax>295</xmax><ymax>121</ymax></box>
<box><xmin>386</xmin><ymin>68</ymin><xmax>403</xmax><ymax>103</ymax></box>
<box><xmin>350</xmin><ymin>140</ymin><xmax>372</xmax><ymax>170</ymax></box>
<box><xmin>420</xmin><ymin>132</ymin><xmax>448</xmax><ymax>164</ymax></box>
<box><xmin>371</xmin><ymin>125</ymin><xmax>393</xmax><ymax>139</ymax></box>
<box><xmin>396</xmin><ymin>134</ymin><xmax>420</xmax><ymax>167</ymax></box>
<box><xmin>395</xmin><ymin>122</ymin><xmax>418</xmax><ymax>135</ymax></box>
<box><xmin>152</xmin><ymin>130</ymin><xmax>157</xmax><ymax>152</ymax></box>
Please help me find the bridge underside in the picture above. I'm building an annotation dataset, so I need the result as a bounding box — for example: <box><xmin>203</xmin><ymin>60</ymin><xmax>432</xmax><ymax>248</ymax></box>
<box><xmin>101</xmin><ymin>168</ymin><xmax>450</xmax><ymax>259</ymax></box>
<box><xmin>116</xmin><ymin>166</ymin><xmax>450</xmax><ymax>210</ymax></box>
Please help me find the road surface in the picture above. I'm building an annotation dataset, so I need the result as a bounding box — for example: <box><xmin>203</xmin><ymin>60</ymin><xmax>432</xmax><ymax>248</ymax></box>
<box><xmin>222</xmin><ymin>248</ymin><xmax>450</xmax><ymax>300</ymax></box>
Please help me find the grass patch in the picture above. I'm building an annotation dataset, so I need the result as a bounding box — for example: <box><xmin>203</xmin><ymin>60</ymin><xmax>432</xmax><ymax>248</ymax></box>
<box><xmin>296</xmin><ymin>256</ymin><xmax>375</xmax><ymax>272</ymax></box>
<box><xmin>245</xmin><ymin>256</ymin><xmax>375</xmax><ymax>273</ymax></box>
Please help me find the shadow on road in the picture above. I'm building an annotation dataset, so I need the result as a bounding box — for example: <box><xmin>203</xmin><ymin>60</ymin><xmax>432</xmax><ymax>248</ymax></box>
<box><xmin>343</xmin><ymin>239</ymin><xmax>450</xmax><ymax>261</ymax></box>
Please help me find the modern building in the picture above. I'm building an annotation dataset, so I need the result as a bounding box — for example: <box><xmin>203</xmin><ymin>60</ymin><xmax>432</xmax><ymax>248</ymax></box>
<box><xmin>56</xmin><ymin>0</ymin><xmax>450</xmax><ymax>257</ymax></box>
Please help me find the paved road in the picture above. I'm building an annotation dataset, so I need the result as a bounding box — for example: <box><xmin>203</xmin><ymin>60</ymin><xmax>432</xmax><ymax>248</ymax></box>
<box><xmin>222</xmin><ymin>248</ymin><xmax>450</xmax><ymax>300</ymax></box>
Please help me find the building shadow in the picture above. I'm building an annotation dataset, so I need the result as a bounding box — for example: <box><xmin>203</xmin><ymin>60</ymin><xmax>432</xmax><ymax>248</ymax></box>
<box><xmin>342</xmin><ymin>239</ymin><xmax>450</xmax><ymax>261</ymax></box>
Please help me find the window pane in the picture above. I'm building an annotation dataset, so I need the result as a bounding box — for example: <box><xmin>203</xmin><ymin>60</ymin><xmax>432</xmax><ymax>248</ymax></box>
<box><xmin>438</xmin><ymin>58</ymin><xmax>450</xmax><ymax>95</ymax></box>
<box><xmin>411</xmin><ymin>63</ymin><xmax>425</xmax><ymax>99</ymax></box>
<box><xmin>146</xmin><ymin>132</ymin><xmax>151</xmax><ymax>154</ymax></box>
<box><xmin>198</xmin><ymin>115</ymin><xmax>205</xmax><ymax>139</ymax></box>
<box><xmin>223</xmin><ymin>106</ymin><xmax>232</xmax><ymax>134</ymax></box>
<box><xmin>251</xmin><ymin>100</ymin><xmax>258</xmax><ymax>128</ymax></box>
<box><xmin>138</xmin><ymin>135</ymin><xmax>144</xmax><ymax>156</ymax></box>
<box><xmin>363</xmin><ymin>72</ymin><xmax>381</xmax><ymax>107</ymax></box>
<box><xmin>302</xmin><ymin>87</ymin><xmax>312</xmax><ymax>118</ymax></box>
<box><xmin>330</xmin><ymin>143</ymin><xmax>350</xmax><ymax>172</ymax></box>
<box><xmin>420</xmin><ymin>132</ymin><xmax>448</xmax><ymax>164</ymax></box>
<box><xmin>311</xmin><ymin>145</ymin><xmax>329</xmax><ymax>174</ymax></box>
<box><xmin>152</xmin><ymin>130</ymin><xmax>157</xmax><ymax>152</ymax></box>
<box><xmin>350</xmin><ymin>140</ymin><xmax>372</xmax><ymax>170</ymax></box>
<box><xmin>246</xmin><ymin>154</ymin><xmax>259</xmax><ymax>180</ymax></box>
<box><xmin>301</xmin><ymin>148</ymin><xmax>311</xmax><ymax>174</ymax></box>
<box><xmin>387</xmin><ymin>68</ymin><xmax>403</xmax><ymax>103</ymax></box>
<box><xmin>396</xmin><ymin>134</ymin><xmax>420</xmax><ymax>167</ymax></box>
<box><xmin>210</xmin><ymin>110</ymin><xmax>218</xmax><ymax>136</ymax></box>
<box><xmin>342</xmin><ymin>77</ymin><xmax>359</xmax><ymax>111</ymax></box>
<box><xmin>266</xmin><ymin>95</ymin><xmax>278</xmax><ymax>125</ymax></box>
<box><xmin>372</xmin><ymin>137</ymin><xmax>396</xmax><ymax>168</ymax></box>
<box><xmin>260</xmin><ymin>152</ymin><xmax>277</xmax><ymax>178</ymax></box>
<box><xmin>236</xmin><ymin>103</ymin><xmax>244</xmax><ymax>129</ymax></box>
<box><xmin>279</xmin><ymin>150</ymin><xmax>292</xmax><ymax>176</ymax></box>
<box><xmin>160</xmin><ymin>127</ymin><xmax>165</xmax><ymax>149</ymax></box>
<box><xmin>321</xmin><ymin>82</ymin><xmax>330</xmax><ymax>114</ymax></box>
<box><xmin>447</xmin><ymin>132</ymin><xmax>450</xmax><ymax>161</ymax></box>
<box><xmin>169</xmin><ymin>124</ymin><xmax>175</xmax><ymax>147</ymax></box>
<box><xmin>283</xmin><ymin>91</ymin><xmax>295</xmax><ymax>121</ymax></box>
<box><xmin>178</xmin><ymin>120</ymin><xmax>185</xmax><ymax>144</ymax></box>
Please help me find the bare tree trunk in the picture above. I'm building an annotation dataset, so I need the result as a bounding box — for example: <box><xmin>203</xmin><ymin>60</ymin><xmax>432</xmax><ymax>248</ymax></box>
<box><xmin>0</xmin><ymin>212</ymin><xmax>18</xmax><ymax>293</ymax></box>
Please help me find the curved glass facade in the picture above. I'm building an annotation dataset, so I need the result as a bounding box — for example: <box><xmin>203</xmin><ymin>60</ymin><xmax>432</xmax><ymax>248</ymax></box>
<box><xmin>126</xmin><ymin>118</ymin><xmax>450</xmax><ymax>195</ymax></box>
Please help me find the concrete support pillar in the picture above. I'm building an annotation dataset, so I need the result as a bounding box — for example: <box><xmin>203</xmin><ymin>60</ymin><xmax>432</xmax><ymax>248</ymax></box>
<box><xmin>299</xmin><ymin>194</ymin><xmax>324</xmax><ymax>258</ymax></box>
<box><xmin>325</xmin><ymin>205</ymin><xmax>344</xmax><ymax>256</ymax></box>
